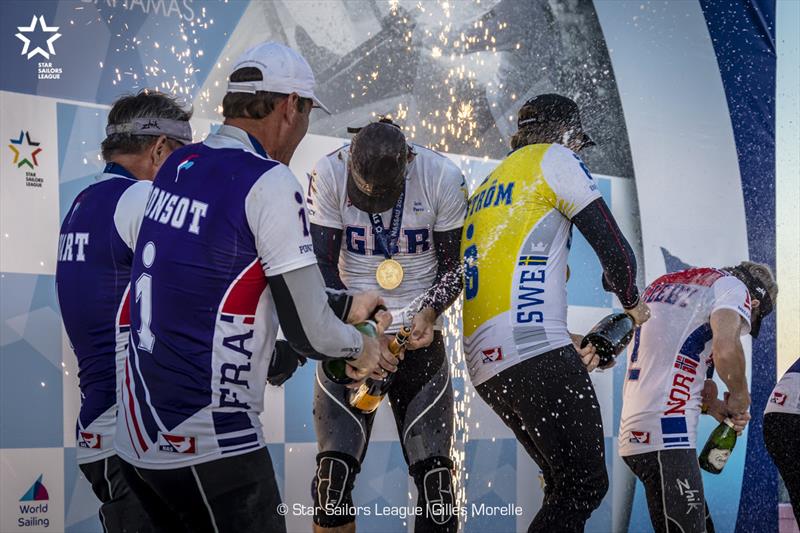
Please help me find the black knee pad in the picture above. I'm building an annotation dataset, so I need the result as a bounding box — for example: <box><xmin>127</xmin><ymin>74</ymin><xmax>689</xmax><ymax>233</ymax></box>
<box><xmin>311</xmin><ymin>451</ymin><xmax>360</xmax><ymax>527</ymax></box>
<box><xmin>410</xmin><ymin>456</ymin><xmax>458</xmax><ymax>532</ymax></box>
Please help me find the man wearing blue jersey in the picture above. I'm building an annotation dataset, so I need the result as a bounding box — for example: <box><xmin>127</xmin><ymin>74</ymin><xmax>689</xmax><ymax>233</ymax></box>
<box><xmin>56</xmin><ymin>90</ymin><xmax>193</xmax><ymax>532</ymax></box>
<box><xmin>114</xmin><ymin>42</ymin><xmax>392</xmax><ymax>533</ymax></box>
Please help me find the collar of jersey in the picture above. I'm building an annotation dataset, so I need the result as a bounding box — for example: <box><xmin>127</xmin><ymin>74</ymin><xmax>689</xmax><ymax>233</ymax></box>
<box><xmin>103</xmin><ymin>162</ymin><xmax>137</xmax><ymax>181</ymax></box>
<box><xmin>212</xmin><ymin>125</ymin><xmax>271</xmax><ymax>160</ymax></box>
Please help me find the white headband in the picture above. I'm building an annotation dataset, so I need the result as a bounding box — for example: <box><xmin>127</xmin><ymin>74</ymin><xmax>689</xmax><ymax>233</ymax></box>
<box><xmin>105</xmin><ymin>117</ymin><xmax>192</xmax><ymax>144</ymax></box>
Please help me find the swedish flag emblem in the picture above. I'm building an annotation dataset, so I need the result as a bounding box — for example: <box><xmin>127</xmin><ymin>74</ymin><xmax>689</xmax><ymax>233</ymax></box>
<box><xmin>518</xmin><ymin>255</ymin><xmax>548</xmax><ymax>266</ymax></box>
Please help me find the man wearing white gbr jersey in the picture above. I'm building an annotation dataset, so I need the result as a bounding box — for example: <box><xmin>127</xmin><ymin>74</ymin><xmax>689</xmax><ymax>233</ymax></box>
<box><xmin>619</xmin><ymin>261</ymin><xmax>777</xmax><ymax>533</ymax></box>
<box><xmin>308</xmin><ymin>119</ymin><xmax>466</xmax><ymax>532</ymax></box>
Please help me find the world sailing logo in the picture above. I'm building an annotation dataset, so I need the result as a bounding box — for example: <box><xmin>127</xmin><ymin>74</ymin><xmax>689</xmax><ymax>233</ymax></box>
<box><xmin>18</xmin><ymin>474</ymin><xmax>50</xmax><ymax>528</ymax></box>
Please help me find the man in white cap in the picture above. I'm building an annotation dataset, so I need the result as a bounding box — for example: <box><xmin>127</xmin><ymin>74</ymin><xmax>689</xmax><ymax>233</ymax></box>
<box><xmin>114</xmin><ymin>42</ymin><xmax>395</xmax><ymax>533</ymax></box>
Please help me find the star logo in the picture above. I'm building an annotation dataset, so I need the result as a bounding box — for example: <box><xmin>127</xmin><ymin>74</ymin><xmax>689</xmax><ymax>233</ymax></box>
<box><xmin>8</xmin><ymin>131</ymin><xmax>42</xmax><ymax>169</ymax></box>
<box><xmin>15</xmin><ymin>15</ymin><xmax>61</xmax><ymax>60</ymax></box>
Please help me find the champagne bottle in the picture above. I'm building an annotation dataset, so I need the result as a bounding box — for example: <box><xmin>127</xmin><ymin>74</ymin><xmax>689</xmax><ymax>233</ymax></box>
<box><xmin>699</xmin><ymin>418</ymin><xmax>737</xmax><ymax>474</ymax></box>
<box><xmin>349</xmin><ymin>326</ymin><xmax>412</xmax><ymax>413</ymax></box>
<box><xmin>322</xmin><ymin>321</ymin><xmax>379</xmax><ymax>385</ymax></box>
<box><xmin>581</xmin><ymin>313</ymin><xmax>636</xmax><ymax>368</ymax></box>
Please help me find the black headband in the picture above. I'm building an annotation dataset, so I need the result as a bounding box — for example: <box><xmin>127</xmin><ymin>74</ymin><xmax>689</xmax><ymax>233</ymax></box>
<box><xmin>346</xmin><ymin>116</ymin><xmax>401</xmax><ymax>134</ymax></box>
<box><xmin>731</xmin><ymin>265</ymin><xmax>774</xmax><ymax>317</ymax></box>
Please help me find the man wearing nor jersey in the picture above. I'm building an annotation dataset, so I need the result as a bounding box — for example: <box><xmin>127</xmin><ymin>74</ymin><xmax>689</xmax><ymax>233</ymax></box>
<box><xmin>56</xmin><ymin>91</ymin><xmax>192</xmax><ymax>531</ymax></box>
<box><xmin>308</xmin><ymin>118</ymin><xmax>466</xmax><ymax>532</ymax></box>
<box><xmin>461</xmin><ymin>94</ymin><xmax>650</xmax><ymax>532</ymax></box>
<box><xmin>114</xmin><ymin>42</ymin><xmax>390</xmax><ymax>533</ymax></box>
<box><xmin>619</xmin><ymin>261</ymin><xmax>777</xmax><ymax>533</ymax></box>
<box><xmin>765</xmin><ymin>356</ymin><xmax>800</xmax><ymax>522</ymax></box>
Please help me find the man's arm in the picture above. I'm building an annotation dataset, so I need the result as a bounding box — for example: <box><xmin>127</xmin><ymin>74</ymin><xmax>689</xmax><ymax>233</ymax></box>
<box><xmin>269</xmin><ymin>265</ymin><xmax>361</xmax><ymax>360</ymax></box>
<box><xmin>572</xmin><ymin>198</ymin><xmax>643</xmax><ymax>315</ymax></box>
<box><xmin>407</xmin><ymin>160</ymin><xmax>467</xmax><ymax>350</ymax></box>
<box><xmin>542</xmin><ymin>145</ymin><xmax>647</xmax><ymax>323</ymax></box>
<box><xmin>245</xmin><ymin>166</ymin><xmax>385</xmax><ymax>381</ymax></box>
<box><xmin>419</xmin><ymin>228</ymin><xmax>464</xmax><ymax>316</ymax></box>
<box><xmin>710</xmin><ymin>308</ymin><xmax>750</xmax><ymax>414</ymax></box>
<box><xmin>311</xmin><ymin>223</ymin><xmax>347</xmax><ymax>290</ymax></box>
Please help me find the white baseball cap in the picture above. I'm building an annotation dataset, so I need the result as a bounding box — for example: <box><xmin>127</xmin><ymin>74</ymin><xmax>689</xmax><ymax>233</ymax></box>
<box><xmin>227</xmin><ymin>41</ymin><xmax>330</xmax><ymax>114</ymax></box>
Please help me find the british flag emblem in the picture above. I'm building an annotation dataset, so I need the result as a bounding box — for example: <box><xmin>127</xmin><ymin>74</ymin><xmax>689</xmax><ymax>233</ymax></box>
<box><xmin>674</xmin><ymin>355</ymin><xmax>698</xmax><ymax>375</ymax></box>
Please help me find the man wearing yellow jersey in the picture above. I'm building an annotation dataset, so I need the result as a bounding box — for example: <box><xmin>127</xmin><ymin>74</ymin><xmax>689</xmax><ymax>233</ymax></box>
<box><xmin>461</xmin><ymin>94</ymin><xmax>650</xmax><ymax>532</ymax></box>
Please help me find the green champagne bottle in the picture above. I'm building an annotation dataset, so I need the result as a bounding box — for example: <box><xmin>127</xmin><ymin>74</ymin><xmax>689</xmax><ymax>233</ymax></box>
<box><xmin>699</xmin><ymin>418</ymin><xmax>737</xmax><ymax>474</ymax></box>
<box><xmin>322</xmin><ymin>321</ymin><xmax>379</xmax><ymax>385</ymax></box>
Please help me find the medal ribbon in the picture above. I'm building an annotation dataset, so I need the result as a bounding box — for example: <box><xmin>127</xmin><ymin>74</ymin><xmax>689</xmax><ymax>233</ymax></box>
<box><xmin>369</xmin><ymin>184</ymin><xmax>405</xmax><ymax>259</ymax></box>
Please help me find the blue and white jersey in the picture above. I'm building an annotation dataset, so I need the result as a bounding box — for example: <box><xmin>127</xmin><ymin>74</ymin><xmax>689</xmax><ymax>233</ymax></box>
<box><xmin>56</xmin><ymin>163</ymin><xmax>151</xmax><ymax>464</ymax></box>
<box><xmin>116</xmin><ymin>125</ymin><xmax>318</xmax><ymax>469</ymax></box>
<box><xmin>765</xmin><ymin>357</ymin><xmax>800</xmax><ymax>416</ymax></box>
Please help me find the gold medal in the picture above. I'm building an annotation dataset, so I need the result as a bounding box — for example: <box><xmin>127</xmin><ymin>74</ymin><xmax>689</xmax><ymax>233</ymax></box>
<box><xmin>376</xmin><ymin>259</ymin><xmax>404</xmax><ymax>290</ymax></box>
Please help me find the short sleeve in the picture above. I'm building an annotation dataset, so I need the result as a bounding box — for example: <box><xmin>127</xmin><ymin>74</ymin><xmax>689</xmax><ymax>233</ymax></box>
<box><xmin>434</xmin><ymin>160</ymin><xmax>468</xmax><ymax>232</ymax></box>
<box><xmin>307</xmin><ymin>155</ymin><xmax>344</xmax><ymax>230</ymax></box>
<box><xmin>540</xmin><ymin>144</ymin><xmax>602</xmax><ymax>219</ymax></box>
<box><xmin>114</xmin><ymin>180</ymin><xmax>152</xmax><ymax>251</ymax></box>
<box><xmin>245</xmin><ymin>165</ymin><xmax>318</xmax><ymax>276</ymax></box>
<box><xmin>710</xmin><ymin>275</ymin><xmax>752</xmax><ymax>335</ymax></box>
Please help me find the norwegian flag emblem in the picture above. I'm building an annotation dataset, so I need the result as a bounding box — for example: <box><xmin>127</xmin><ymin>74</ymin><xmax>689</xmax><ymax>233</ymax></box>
<box><xmin>771</xmin><ymin>392</ymin><xmax>787</xmax><ymax>406</ymax></box>
<box><xmin>674</xmin><ymin>355</ymin><xmax>698</xmax><ymax>375</ymax></box>
<box><xmin>629</xmin><ymin>431</ymin><xmax>650</xmax><ymax>444</ymax></box>
<box><xmin>481</xmin><ymin>347</ymin><xmax>503</xmax><ymax>364</ymax></box>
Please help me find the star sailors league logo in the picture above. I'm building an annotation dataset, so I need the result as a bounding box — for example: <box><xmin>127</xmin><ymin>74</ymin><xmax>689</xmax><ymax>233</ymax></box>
<box><xmin>15</xmin><ymin>15</ymin><xmax>63</xmax><ymax>80</ymax></box>
<box><xmin>8</xmin><ymin>130</ymin><xmax>45</xmax><ymax>188</ymax></box>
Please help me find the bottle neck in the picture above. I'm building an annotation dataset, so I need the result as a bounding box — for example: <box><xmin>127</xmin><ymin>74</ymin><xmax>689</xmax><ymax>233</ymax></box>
<box><xmin>388</xmin><ymin>327</ymin><xmax>412</xmax><ymax>354</ymax></box>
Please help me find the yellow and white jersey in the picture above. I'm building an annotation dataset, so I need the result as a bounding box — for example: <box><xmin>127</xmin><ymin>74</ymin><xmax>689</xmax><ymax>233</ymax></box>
<box><xmin>461</xmin><ymin>143</ymin><xmax>602</xmax><ymax>386</ymax></box>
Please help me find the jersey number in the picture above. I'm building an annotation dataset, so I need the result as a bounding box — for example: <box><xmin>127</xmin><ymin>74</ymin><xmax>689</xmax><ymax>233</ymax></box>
<box><xmin>464</xmin><ymin>244</ymin><xmax>479</xmax><ymax>300</ymax></box>
<box><xmin>294</xmin><ymin>190</ymin><xmax>310</xmax><ymax>237</ymax></box>
<box><xmin>627</xmin><ymin>328</ymin><xmax>641</xmax><ymax>381</ymax></box>
<box><xmin>136</xmin><ymin>273</ymin><xmax>156</xmax><ymax>352</ymax></box>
